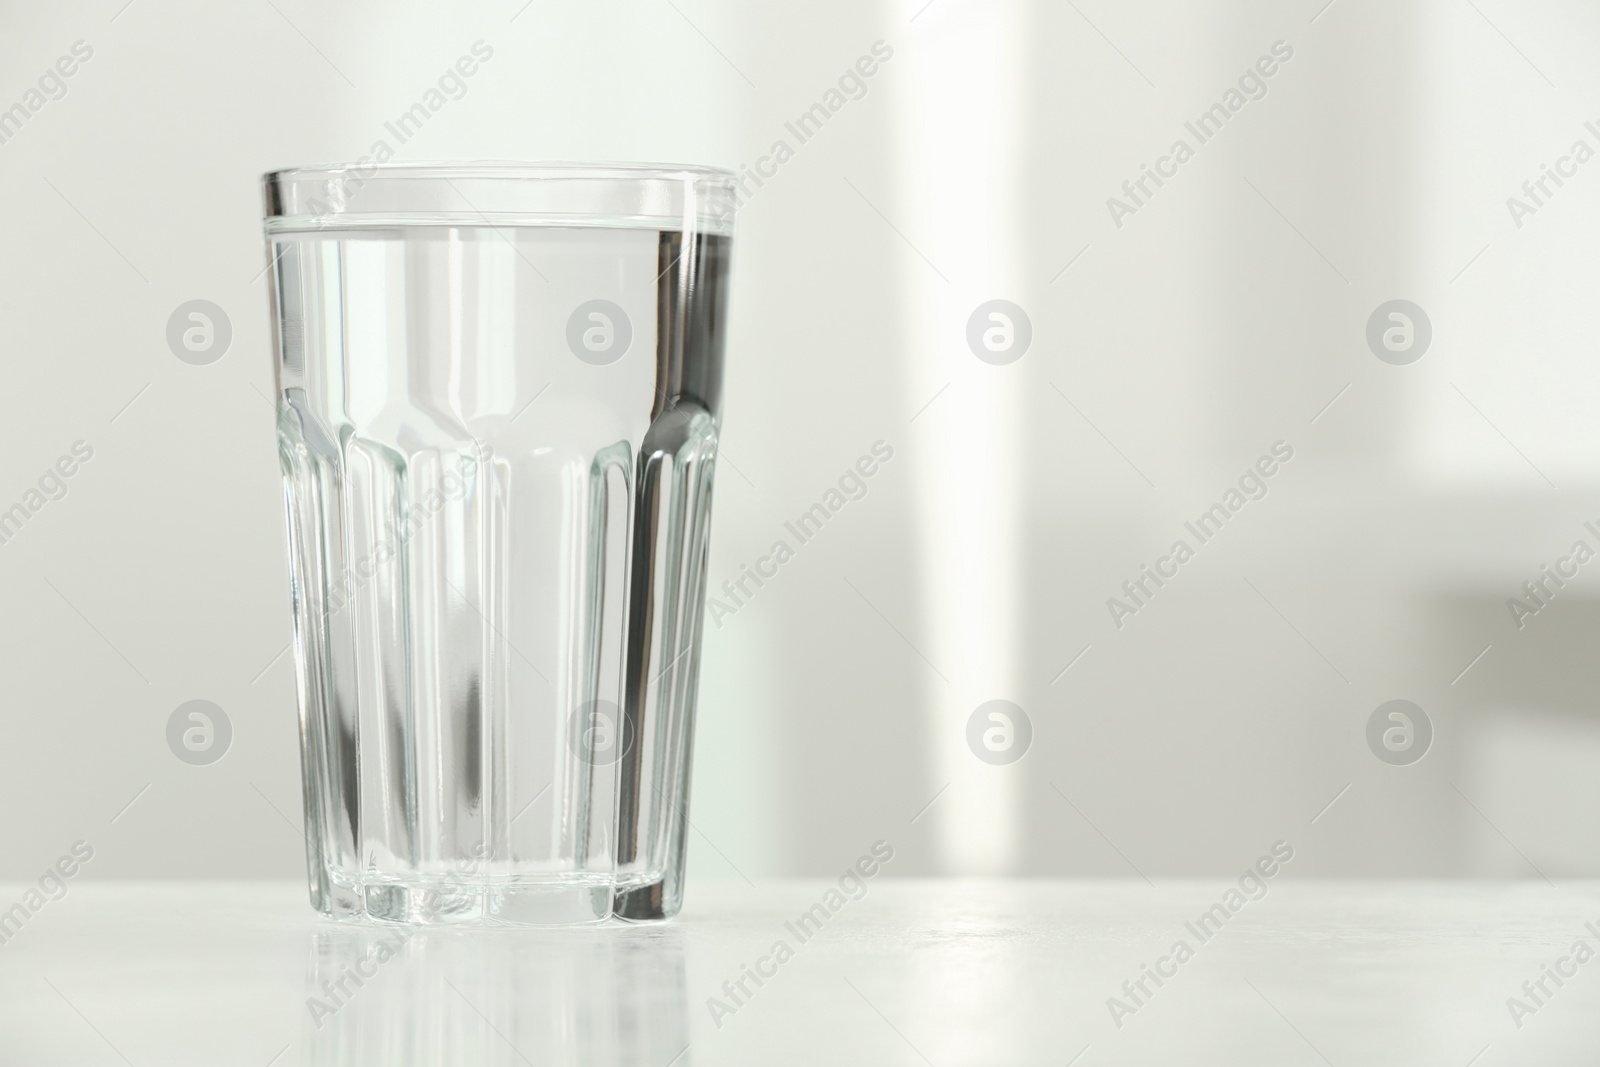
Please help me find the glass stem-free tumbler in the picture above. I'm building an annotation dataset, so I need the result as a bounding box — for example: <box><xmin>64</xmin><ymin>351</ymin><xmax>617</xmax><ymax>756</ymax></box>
<box><xmin>262</xmin><ymin>163</ymin><xmax>735</xmax><ymax>924</ymax></box>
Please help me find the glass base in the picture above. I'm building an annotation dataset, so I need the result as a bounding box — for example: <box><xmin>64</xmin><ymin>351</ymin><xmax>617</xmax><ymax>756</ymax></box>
<box><xmin>613</xmin><ymin>879</ymin><xmax>670</xmax><ymax>922</ymax></box>
<box><xmin>312</xmin><ymin>876</ymin><xmax>676</xmax><ymax>926</ymax></box>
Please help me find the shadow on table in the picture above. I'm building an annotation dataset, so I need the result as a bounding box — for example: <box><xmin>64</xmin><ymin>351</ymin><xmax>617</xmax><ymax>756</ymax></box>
<box><xmin>299</xmin><ymin>923</ymin><xmax>691</xmax><ymax>1065</ymax></box>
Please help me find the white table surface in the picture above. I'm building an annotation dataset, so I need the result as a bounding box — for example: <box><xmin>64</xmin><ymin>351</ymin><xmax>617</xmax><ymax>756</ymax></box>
<box><xmin>0</xmin><ymin>879</ymin><xmax>1596</xmax><ymax>1065</ymax></box>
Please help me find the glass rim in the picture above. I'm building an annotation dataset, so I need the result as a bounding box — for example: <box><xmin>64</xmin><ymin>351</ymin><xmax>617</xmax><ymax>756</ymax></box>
<box><xmin>262</xmin><ymin>160</ymin><xmax>739</xmax><ymax>234</ymax></box>
<box><xmin>262</xmin><ymin>159</ymin><xmax>737</xmax><ymax>187</ymax></box>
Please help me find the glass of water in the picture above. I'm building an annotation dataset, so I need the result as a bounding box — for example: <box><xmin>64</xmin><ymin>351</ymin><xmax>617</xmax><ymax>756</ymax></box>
<box><xmin>262</xmin><ymin>162</ymin><xmax>735</xmax><ymax>924</ymax></box>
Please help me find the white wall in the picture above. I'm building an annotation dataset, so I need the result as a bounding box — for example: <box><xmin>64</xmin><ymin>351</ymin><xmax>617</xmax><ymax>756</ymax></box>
<box><xmin>1</xmin><ymin>0</ymin><xmax>1597</xmax><ymax>882</ymax></box>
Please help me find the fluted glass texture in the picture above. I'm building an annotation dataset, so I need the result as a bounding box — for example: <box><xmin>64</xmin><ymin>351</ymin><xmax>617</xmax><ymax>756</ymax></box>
<box><xmin>264</xmin><ymin>168</ymin><xmax>732</xmax><ymax>924</ymax></box>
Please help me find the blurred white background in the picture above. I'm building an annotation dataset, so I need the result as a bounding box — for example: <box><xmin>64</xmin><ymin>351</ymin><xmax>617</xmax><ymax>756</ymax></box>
<box><xmin>2</xmin><ymin>0</ymin><xmax>1598</xmax><ymax>883</ymax></box>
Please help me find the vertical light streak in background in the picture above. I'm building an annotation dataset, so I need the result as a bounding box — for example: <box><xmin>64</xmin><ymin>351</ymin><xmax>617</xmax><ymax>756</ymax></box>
<box><xmin>893</xmin><ymin>0</ymin><xmax>1030</xmax><ymax>873</ymax></box>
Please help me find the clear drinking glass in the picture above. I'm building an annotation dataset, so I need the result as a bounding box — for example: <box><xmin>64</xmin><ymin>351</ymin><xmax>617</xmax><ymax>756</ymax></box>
<box><xmin>262</xmin><ymin>162</ymin><xmax>735</xmax><ymax>924</ymax></box>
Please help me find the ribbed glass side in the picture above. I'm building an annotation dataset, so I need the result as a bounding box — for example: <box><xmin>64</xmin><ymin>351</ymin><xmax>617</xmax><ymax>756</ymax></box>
<box><xmin>269</xmin><ymin>223</ymin><xmax>729</xmax><ymax>923</ymax></box>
